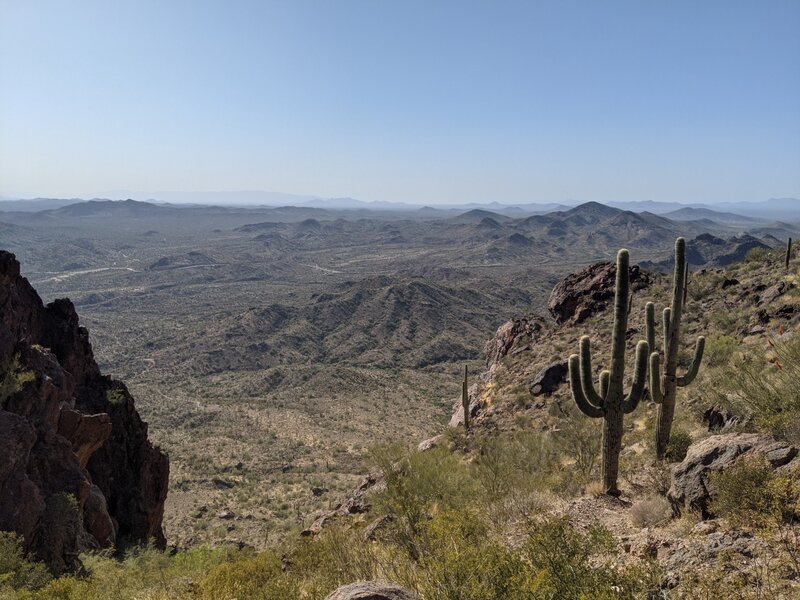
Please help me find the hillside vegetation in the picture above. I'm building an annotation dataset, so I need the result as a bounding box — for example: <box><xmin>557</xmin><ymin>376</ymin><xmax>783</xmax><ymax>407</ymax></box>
<box><xmin>3</xmin><ymin>238</ymin><xmax>800</xmax><ymax>599</ymax></box>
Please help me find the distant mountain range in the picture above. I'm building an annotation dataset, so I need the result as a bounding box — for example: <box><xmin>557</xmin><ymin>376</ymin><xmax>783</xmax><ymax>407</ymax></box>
<box><xmin>3</xmin><ymin>195</ymin><xmax>797</xmax><ymax>220</ymax></box>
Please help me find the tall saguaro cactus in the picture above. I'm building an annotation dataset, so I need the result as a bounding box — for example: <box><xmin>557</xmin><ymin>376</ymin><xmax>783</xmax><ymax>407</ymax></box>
<box><xmin>647</xmin><ymin>237</ymin><xmax>705</xmax><ymax>459</ymax></box>
<box><xmin>787</xmin><ymin>238</ymin><xmax>793</xmax><ymax>269</ymax></box>
<box><xmin>462</xmin><ymin>365</ymin><xmax>470</xmax><ymax>431</ymax></box>
<box><xmin>568</xmin><ymin>249</ymin><xmax>649</xmax><ymax>496</ymax></box>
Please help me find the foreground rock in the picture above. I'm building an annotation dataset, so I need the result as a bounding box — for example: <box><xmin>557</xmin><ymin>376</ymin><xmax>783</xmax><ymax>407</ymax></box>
<box><xmin>668</xmin><ymin>432</ymin><xmax>798</xmax><ymax>517</ymax></box>
<box><xmin>324</xmin><ymin>581</ymin><xmax>421</xmax><ymax>600</ymax></box>
<box><xmin>548</xmin><ymin>261</ymin><xmax>651</xmax><ymax>325</ymax></box>
<box><xmin>301</xmin><ymin>474</ymin><xmax>381</xmax><ymax>536</ymax></box>
<box><xmin>0</xmin><ymin>251</ymin><xmax>169</xmax><ymax>573</ymax></box>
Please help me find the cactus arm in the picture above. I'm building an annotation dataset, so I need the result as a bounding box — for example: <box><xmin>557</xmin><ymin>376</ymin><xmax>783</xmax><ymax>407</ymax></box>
<box><xmin>569</xmin><ymin>354</ymin><xmax>604</xmax><ymax>418</ymax></box>
<box><xmin>578</xmin><ymin>335</ymin><xmax>607</xmax><ymax>409</ymax></box>
<box><xmin>662</xmin><ymin>307</ymin><xmax>671</xmax><ymax>355</ymax></box>
<box><xmin>649</xmin><ymin>352</ymin><xmax>664</xmax><ymax>404</ymax></box>
<box><xmin>622</xmin><ymin>340</ymin><xmax>649</xmax><ymax>413</ymax></box>
<box><xmin>677</xmin><ymin>336</ymin><xmax>705</xmax><ymax>386</ymax></box>
<box><xmin>645</xmin><ymin>302</ymin><xmax>656</xmax><ymax>357</ymax></box>
<box><xmin>599</xmin><ymin>370</ymin><xmax>610</xmax><ymax>400</ymax></box>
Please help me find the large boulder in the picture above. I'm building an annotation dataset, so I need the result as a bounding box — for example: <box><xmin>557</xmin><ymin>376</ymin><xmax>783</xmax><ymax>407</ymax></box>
<box><xmin>667</xmin><ymin>433</ymin><xmax>798</xmax><ymax>517</ymax></box>
<box><xmin>324</xmin><ymin>581</ymin><xmax>421</xmax><ymax>600</ymax></box>
<box><xmin>529</xmin><ymin>360</ymin><xmax>568</xmax><ymax>396</ymax></box>
<box><xmin>548</xmin><ymin>262</ymin><xmax>651</xmax><ymax>325</ymax></box>
<box><xmin>0</xmin><ymin>251</ymin><xmax>169</xmax><ymax>572</ymax></box>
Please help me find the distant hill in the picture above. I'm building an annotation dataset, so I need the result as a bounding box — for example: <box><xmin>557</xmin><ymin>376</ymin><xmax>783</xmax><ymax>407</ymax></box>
<box><xmin>446</xmin><ymin>209</ymin><xmax>512</xmax><ymax>224</ymax></box>
<box><xmin>42</xmin><ymin>199</ymin><xmax>168</xmax><ymax>218</ymax></box>
<box><xmin>664</xmin><ymin>207</ymin><xmax>759</xmax><ymax>224</ymax></box>
<box><xmin>157</xmin><ymin>275</ymin><xmax>532</xmax><ymax>373</ymax></box>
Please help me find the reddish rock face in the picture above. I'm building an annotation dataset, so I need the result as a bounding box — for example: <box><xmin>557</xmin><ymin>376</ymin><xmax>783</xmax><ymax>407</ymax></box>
<box><xmin>484</xmin><ymin>314</ymin><xmax>545</xmax><ymax>372</ymax></box>
<box><xmin>0</xmin><ymin>251</ymin><xmax>169</xmax><ymax>573</ymax></box>
<box><xmin>548</xmin><ymin>261</ymin><xmax>651</xmax><ymax>326</ymax></box>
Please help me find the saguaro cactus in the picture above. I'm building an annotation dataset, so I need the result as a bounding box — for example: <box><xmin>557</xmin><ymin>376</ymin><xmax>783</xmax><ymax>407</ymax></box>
<box><xmin>787</xmin><ymin>238</ymin><xmax>793</xmax><ymax>269</ymax></box>
<box><xmin>462</xmin><ymin>365</ymin><xmax>470</xmax><ymax>431</ymax></box>
<box><xmin>647</xmin><ymin>237</ymin><xmax>705</xmax><ymax>459</ymax></box>
<box><xmin>568</xmin><ymin>249</ymin><xmax>649</xmax><ymax>496</ymax></box>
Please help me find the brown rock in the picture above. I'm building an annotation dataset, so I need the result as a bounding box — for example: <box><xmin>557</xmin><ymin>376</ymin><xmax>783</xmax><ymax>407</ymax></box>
<box><xmin>484</xmin><ymin>315</ymin><xmax>545</xmax><ymax>372</ymax></box>
<box><xmin>324</xmin><ymin>581</ymin><xmax>421</xmax><ymax>600</ymax></box>
<box><xmin>548</xmin><ymin>261</ymin><xmax>651</xmax><ymax>325</ymax></box>
<box><xmin>0</xmin><ymin>251</ymin><xmax>169</xmax><ymax>572</ymax></box>
<box><xmin>667</xmin><ymin>433</ymin><xmax>797</xmax><ymax>517</ymax></box>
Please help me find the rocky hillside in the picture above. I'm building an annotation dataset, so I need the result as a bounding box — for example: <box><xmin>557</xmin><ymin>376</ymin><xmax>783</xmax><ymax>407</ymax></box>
<box><xmin>0</xmin><ymin>251</ymin><xmax>168</xmax><ymax>573</ymax></box>
<box><xmin>299</xmin><ymin>242</ymin><xmax>800</xmax><ymax>596</ymax></box>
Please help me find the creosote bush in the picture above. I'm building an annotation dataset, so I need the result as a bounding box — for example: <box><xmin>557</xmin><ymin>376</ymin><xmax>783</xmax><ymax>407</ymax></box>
<box><xmin>725</xmin><ymin>334</ymin><xmax>800</xmax><ymax>443</ymax></box>
<box><xmin>709</xmin><ymin>456</ymin><xmax>799</xmax><ymax>530</ymax></box>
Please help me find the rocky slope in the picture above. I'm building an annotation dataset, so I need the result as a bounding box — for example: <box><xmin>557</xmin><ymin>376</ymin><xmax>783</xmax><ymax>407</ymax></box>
<box><xmin>313</xmin><ymin>244</ymin><xmax>800</xmax><ymax>594</ymax></box>
<box><xmin>0</xmin><ymin>251</ymin><xmax>168</xmax><ymax>573</ymax></box>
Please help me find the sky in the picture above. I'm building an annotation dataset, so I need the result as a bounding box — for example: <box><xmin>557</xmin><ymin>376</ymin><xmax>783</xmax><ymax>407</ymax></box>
<box><xmin>0</xmin><ymin>1</ymin><xmax>798</xmax><ymax>205</ymax></box>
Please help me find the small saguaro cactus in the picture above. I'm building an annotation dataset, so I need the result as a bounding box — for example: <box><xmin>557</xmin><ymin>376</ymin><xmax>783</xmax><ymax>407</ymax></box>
<box><xmin>568</xmin><ymin>249</ymin><xmax>649</xmax><ymax>496</ymax></box>
<box><xmin>647</xmin><ymin>237</ymin><xmax>705</xmax><ymax>460</ymax></box>
<box><xmin>462</xmin><ymin>364</ymin><xmax>470</xmax><ymax>431</ymax></box>
<box><xmin>787</xmin><ymin>238</ymin><xmax>793</xmax><ymax>269</ymax></box>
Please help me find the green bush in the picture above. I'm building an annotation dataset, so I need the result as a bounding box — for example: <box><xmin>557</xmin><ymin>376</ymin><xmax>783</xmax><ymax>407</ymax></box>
<box><xmin>709</xmin><ymin>456</ymin><xmax>799</xmax><ymax>529</ymax></box>
<box><xmin>726</xmin><ymin>335</ymin><xmax>800</xmax><ymax>442</ymax></box>
<box><xmin>0</xmin><ymin>532</ymin><xmax>51</xmax><ymax>592</ymax></box>
<box><xmin>664</xmin><ymin>429</ymin><xmax>692</xmax><ymax>462</ymax></box>
<box><xmin>704</xmin><ymin>333</ymin><xmax>738</xmax><ymax>367</ymax></box>
<box><xmin>745</xmin><ymin>247</ymin><xmax>769</xmax><ymax>263</ymax></box>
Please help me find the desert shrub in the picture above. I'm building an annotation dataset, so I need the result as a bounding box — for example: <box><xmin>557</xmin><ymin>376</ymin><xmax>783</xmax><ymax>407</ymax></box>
<box><xmin>709</xmin><ymin>456</ymin><xmax>799</xmax><ymax>529</ymax></box>
<box><xmin>745</xmin><ymin>247</ymin><xmax>769</xmax><ymax>263</ymax></box>
<box><xmin>630</xmin><ymin>495</ymin><xmax>672</xmax><ymax>528</ymax></box>
<box><xmin>664</xmin><ymin>429</ymin><xmax>692</xmax><ymax>462</ymax></box>
<box><xmin>196</xmin><ymin>548</ymin><xmax>299</xmax><ymax>599</ymax></box>
<box><xmin>704</xmin><ymin>333</ymin><xmax>738</xmax><ymax>367</ymax></box>
<box><xmin>520</xmin><ymin>517</ymin><xmax>659</xmax><ymax>599</ymax></box>
<box><xmin>641</xmin><ymin>461</ymin><xmax>673</xmax><ymax>497</ymax></box>
<box><xmin>555</xmin><ymin>409</ymin><xmax>602</xmax><ymax>483</ymax></box>
<box><xmin>415</xmin><ymin>509</ymin><xmax>527</xmax><ymax>600</ymax></box>
<box><xmin>475</xmin><ymin>431</ymin><xmax>561</xmax><ymax>501</ymax></box>
<box><xmin>0</xmin><ymin>532</ymin><xmax>51</xmax><ymax>592</ymax></box>
<box><xmin>370</xmin><ymin>444</ymin><xmax>480</xmax><ymax>559</ymax></box>
<box><xmin>726</xmin><ymin>335</ymin><xmax>800</xmax><ymax>442</ymax></box>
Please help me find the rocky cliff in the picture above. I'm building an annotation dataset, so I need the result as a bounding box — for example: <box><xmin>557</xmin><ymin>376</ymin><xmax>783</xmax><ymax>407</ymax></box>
<box><xmin>0</xmin><ymin>251</ymin><xmax>168</xmax><ymax>573</ymax></box>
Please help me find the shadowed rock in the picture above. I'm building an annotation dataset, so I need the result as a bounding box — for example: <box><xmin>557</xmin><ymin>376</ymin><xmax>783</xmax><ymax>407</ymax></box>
<box><xmin>0</xmin><ymin>251</ymin><xmax>169</xmax><ymax>573</ymax></box>
<box><xmin>548</xmin><ymin>261</ymin><xmax>651</xmax><ymax>325</ymax></box>
<box><xmin>668</xmin><ymin>433</ymin><xmax>798</xmax><ymax>518</ymax></box>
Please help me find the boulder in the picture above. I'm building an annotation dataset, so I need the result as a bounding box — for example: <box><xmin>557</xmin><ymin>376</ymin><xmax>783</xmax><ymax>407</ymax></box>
<box><xmin>448</xmin><ymin>383</ymin><xmax>480</xmax><ymax>428</ymax></box>
<box><xmin>324</xmin><ymin>581</ymin><xmax>421</xmax><ymax>600</ymax></box>
<box><xmin>548</xmin><ymin>262</ymin><xmax>651</xmax><ymax>325</ymax></box>
<box><xmin>529</xmin><ymin>360</ymin><xmax>568</xmax><ymax>396</ymax></box>
<box><xmin>667</xmin><ymin>433</ymin><xmax>798</xmax><ymax>517</ymax></box>
<box><xmin>417</xmin><ymin>434</ymin><xmax>444</xmax><ymax>452</ymax></box>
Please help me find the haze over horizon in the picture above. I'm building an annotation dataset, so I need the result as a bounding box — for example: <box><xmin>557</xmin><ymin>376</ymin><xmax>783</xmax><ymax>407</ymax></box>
<box><xmin>1</xmin><ymin>1</ymin><xmax>799</xmax><ymax>204</ymax></box>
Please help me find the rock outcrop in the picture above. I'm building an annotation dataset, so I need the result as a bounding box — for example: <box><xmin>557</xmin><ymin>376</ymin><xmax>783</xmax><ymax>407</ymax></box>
<box><xmin>324</xmin><ymin>581</ymin><xmax>421</xmax><ymax>600</ymax></box>
<box><xmin>529</xmin><ymin>360</ymin><xmax>568</xmax><ymax>396</ymax></box>
<box><xmin>667</xmin><ymin>433</ymin><xmax>798</xmax><ymax>517</ymax></box>
<box><xmin>0</xmin><ymin>251</ymin><xmax>169</xmax><ymax>573</ymax></box>
<box><xmin>484</xmin><ymin>314</ymin><xmax>545</xmax><ymax>373</ymax></box>
<box><xmin>548</xmin><ymin>261</ymin><xmax>651</xmax><ymax>325</ymax></box>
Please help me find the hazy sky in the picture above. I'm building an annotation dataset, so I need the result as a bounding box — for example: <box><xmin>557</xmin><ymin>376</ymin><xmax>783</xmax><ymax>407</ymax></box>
<box><xmin>1</xmin><ymin>1</ymin><xmax>798</xmax><ymax>205</ymax></box>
